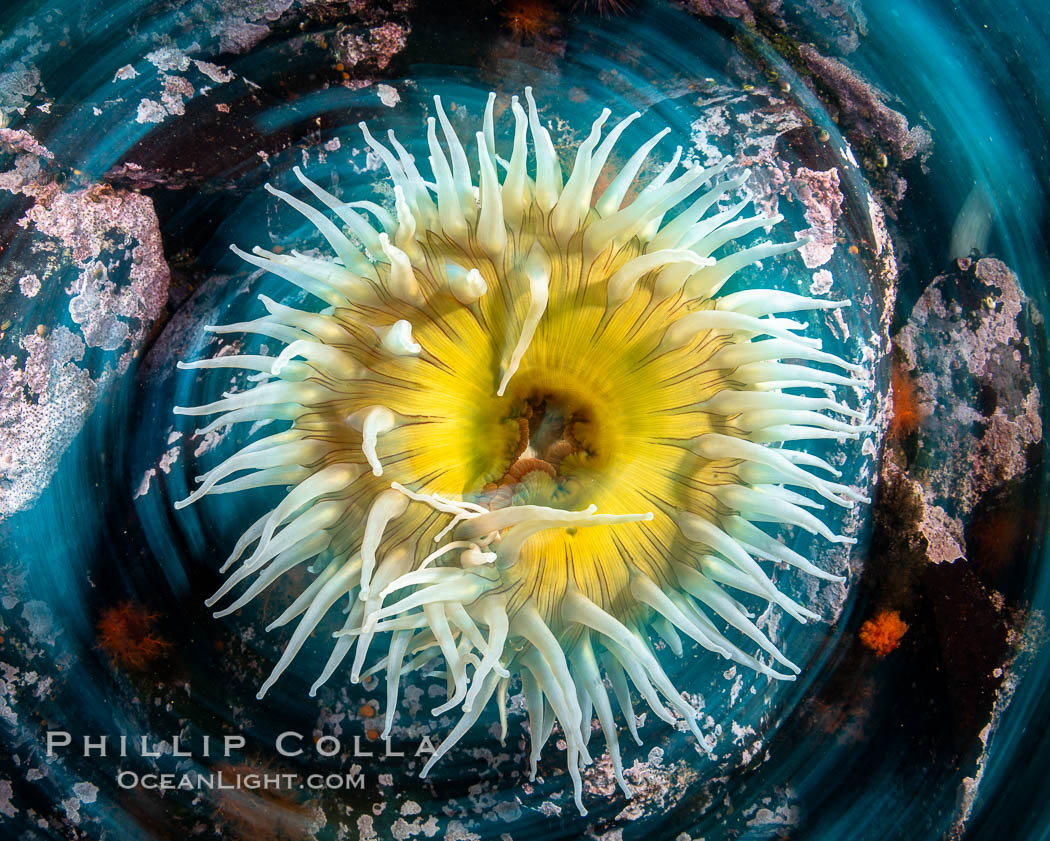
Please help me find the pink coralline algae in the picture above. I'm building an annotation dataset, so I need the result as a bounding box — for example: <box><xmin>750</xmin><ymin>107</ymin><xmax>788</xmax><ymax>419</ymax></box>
<box><xmin>792</xmin><ymin>165</ymin><xmax>843</xmax><ymax>268</ymax></box>
<box><xmin>336</xmin><ymin>21</ymin><xmax>409</xmax><ymax>71</ymax></box>
<box><xmin>0</xmin><ymin>128</ymin><xmax>53</xmax><ymax>160</ymax></box>
<box><xmin>0</xmin><ymin>132</ymin><xmax>170</xmax><ymax>517</ymax></box>
<box><xmin>798</xmin><ymin>45</ymin><xmax>933</xmax><ymax>165</ymax></box>
<box><xmin>681</xmin><ymin>0</ymin><xmax>760</xmax><ymax>26</ymax></box>
<box><xmin>893</xmin><ymin>257</ymin><xmax>1041</xmax><ymax>518</ymax></box>
<box><xmin>21</xmin><ymin>186</ymin><xmax>169</xmax><ymax>369</ymax></box>
<box><xmin>686</xmin><ymin>86</ymin><xmax>847</xmax><ymax>275</ymax></box>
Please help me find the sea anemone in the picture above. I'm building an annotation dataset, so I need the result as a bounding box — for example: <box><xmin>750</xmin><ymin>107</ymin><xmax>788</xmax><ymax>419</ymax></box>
<box><xmin>174</xmin><ymin>88</ymin><xmax>871</xmax><ymax>813</ymax></box>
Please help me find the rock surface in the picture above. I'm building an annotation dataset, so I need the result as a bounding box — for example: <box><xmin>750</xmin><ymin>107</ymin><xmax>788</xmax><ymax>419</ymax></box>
<box><xmin>0</xmin><ymin>132</ymin><xmax>170</xmax><ymax>518</ymax></box>
<box><xmin>867</xmin><ymin>256</ymin><xmax>1043</xmax><ymax>834</ymax></box>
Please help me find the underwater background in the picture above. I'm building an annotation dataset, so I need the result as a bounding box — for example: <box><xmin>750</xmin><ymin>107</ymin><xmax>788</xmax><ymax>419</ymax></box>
<box><xmin>0</xmin><ymin>0</ymin><xmax>1048</xmax><ymax>838</ymax></box>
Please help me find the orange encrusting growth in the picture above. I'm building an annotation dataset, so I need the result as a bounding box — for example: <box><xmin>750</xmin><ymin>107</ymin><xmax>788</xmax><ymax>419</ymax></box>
<box><xmin>859</xmin><ymin>609</ymin><xmax>908</xmax><ymax>657</ymax></box>
<box><xmin>502</xmin><ymin>0</ymin><xmax>559</xmax><ymax>38</ymax></box>
<box><xmin>97</xmin><ymin>601</ymin><xmax>172</xmax><ymax>671</ymax></box>
<box><xmin>888</xmin><ymin>360</ymin><xmax>922</xmax><ymax>438</ymax></box>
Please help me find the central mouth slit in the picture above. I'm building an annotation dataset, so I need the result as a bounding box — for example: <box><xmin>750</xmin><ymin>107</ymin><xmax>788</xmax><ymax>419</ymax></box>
<box><xmin>483</xmin><ymin>391</ymin><xmax>594</xmax><ymax>509</ymax></box>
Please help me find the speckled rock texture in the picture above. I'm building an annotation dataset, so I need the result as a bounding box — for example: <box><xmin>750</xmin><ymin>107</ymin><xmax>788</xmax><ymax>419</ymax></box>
<box><xmin>891</xmin><ymin>256</ymin><xmax>1042</xmax><ymax>560</ymax></box>
<box><xmin>0</xmin><ymin>131</ymin><xmax>170</xmax><ymax>518</ymax></box>
<box><xmin>863</xmin><ymin>256</ymin><xmax>1044</xmax><ymax>835</ymax></box>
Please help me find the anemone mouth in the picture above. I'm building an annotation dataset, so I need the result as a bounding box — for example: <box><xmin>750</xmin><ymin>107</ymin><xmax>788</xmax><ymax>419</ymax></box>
<box><xmin>173</xmin><ymin>86</ymin><xmax>870</xmax><ymax>814</ymax></box>
<box><xmin>484</xmin><ymin>386</ymin><xmax>603</xmax><ymax>509</ymax></box>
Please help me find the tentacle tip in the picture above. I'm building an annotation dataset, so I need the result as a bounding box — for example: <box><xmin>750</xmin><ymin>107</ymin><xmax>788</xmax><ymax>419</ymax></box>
<box><xmin>173</xmin><ymin>498</ymin><xmax>190</xmax><ymax>510</ymax></box>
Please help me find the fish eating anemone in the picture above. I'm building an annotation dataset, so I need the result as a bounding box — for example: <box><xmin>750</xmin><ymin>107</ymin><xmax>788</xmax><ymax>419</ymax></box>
<box><xmin>173</xmin><ymin>87</ymin><xmax>872</xmax><ymax>814</ymax></box>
